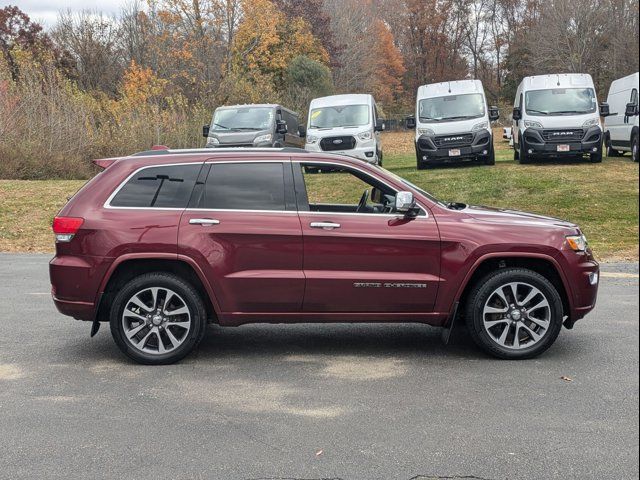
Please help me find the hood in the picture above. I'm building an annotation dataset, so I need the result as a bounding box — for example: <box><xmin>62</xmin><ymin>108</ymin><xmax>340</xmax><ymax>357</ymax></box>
<box><xmin>523</xmin><ymin>112</ymin><xmax>600</xmax><ymax>130</ymax></box>
<box><xmin>207</xmin><ymin>129</ymin><xmax>271</xmax><ymax>145</ymax></box>
<box><xmin>308</xmin><ymin>125</ymin><xmax>371</xmax><ymax>137</ymax></box>
<box><xmin>415</xmin><ymin>116</ymin><xmax>488</xmax><ymax>140</ymax></box>
<box><xmin>463</xmin><ymin>204</ymin><xmax>578</xmax><ymax>229</ymax></box>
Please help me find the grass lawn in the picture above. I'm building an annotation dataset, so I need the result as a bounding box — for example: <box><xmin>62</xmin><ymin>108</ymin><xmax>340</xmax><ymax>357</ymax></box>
<box><xmin>1</xmin><ymin>130</ymin><xmax>638</xmax><ymax>260</ymax></box>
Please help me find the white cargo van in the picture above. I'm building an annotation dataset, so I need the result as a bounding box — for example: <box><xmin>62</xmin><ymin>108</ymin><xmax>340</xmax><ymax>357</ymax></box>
<box><xmin>511</xmin><ymin>74</ymin><xmax>609</xmax><ymax>164</ymax></box>
<box><xmin>603</xmin><ymin>72</ymin><xmax>639</xmax><ymax>162</ymax></box>
<box><xmin>301</xmin><ymin>94</ymin><xmax>385</xmax><ymax>165</ymax></box>
<box><xmin>406</xmin><ymin>79</ymin><xmax>499</xmax><ymax>169</ymax></box>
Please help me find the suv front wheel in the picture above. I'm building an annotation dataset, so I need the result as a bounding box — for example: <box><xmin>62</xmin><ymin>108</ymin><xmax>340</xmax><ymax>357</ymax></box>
<box><xmin>465</xmin><ymin>268</ymin><xmax>564</xmax><ymax>359</ymax></box>
<box><xmin>110</xmin><ymin>273</ymin><xmax>207</xmax><ymax>364</ymax></box>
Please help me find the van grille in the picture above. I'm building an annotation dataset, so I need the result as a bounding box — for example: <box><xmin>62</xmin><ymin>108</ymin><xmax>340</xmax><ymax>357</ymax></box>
<box><xmin>320</xmin><ymin>136</ymin><xmax>357</xmax><ymax>151</ymax></box>
<box><xmin>433</xmin><ymin>133</ymin><xmax>473</xmax><ymax>148</ymax></box>
<box><xmin>541</xmin><ymin>129</ymin><xmax>585</xmax><ymax>143</ymax></box>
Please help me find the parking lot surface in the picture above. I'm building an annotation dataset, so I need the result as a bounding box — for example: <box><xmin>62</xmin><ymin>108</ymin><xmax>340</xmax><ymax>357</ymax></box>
<box><xmin>0</xmin><ymin>254</ymin><xmax>638</xmax><ymax>480</ymax></box>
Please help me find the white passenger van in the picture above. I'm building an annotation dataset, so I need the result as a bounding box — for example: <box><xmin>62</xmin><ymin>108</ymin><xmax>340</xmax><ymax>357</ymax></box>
<box><xmin>603</xmin><ymin>72</ymin><xmax>639</xmax><ymax>162</ymax></box>
<box><xmin>511</xmin><ymin>74</ymin><xmax>609</xmax><ymax>164</ymax></box>
<box><xmin>406</xmin><ymin>79</ymin><xmax>499</xmax><ymax>169</ymax></box>
<box><xmin>301</xmin><ymin>94</ymin><xmax>385</xmax><ymax>165</ymax></box>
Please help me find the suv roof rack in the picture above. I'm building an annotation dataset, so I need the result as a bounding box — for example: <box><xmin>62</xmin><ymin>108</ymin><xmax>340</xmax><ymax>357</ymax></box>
<box><xmin>130</xmin><ymin>147</ymin><xmax>309</xmax><ymax>157</ymax></box>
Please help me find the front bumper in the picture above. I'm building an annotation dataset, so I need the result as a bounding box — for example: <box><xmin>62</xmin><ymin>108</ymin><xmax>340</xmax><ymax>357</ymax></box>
<box><xmin>416</xmin><ymin>130</ymin><xmax>492</xmax><ymax>164</ymax></box>
<box><xmin>561</xmin><ymin>250</ymin><xmax>600</xmax><ymax>325</ymax></box>
<box><xmin>305</xmin><ymin>143</ymin><xmax>378</xmax><ymax>163</ymax></box>
<box><xmin>522</xmin><ymin>126</ymin><xmax>602</xmax><ymax>156</ymax></box>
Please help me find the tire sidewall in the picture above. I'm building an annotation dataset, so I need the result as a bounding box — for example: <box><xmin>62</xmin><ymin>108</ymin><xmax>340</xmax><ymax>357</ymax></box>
<box><xmin>110</xmin><ymin>273</ymin><xmax>206</xmax><ymax>365</ymax></box>
<box><xmin>466</xmin><ymin>269</ymin><xmax>564</xmax><ymax>359</ymax></box>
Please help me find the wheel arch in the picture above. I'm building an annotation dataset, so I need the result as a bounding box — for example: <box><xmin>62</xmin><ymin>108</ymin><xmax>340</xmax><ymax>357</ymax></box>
<box><xmin>96</xmin><ymin>255</ymin><xmax>219</xmax><ymax>324</ymax></box>
<box><xmin>455</xmin><ymin>254</ymin><xmax>571</xmax><ymax>320</ymax></box>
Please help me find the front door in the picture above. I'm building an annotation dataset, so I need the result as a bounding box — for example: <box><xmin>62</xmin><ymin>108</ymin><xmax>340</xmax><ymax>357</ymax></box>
<box><xmin>178</xmin><ymin>160</ymin><xmax>304</xmax><ymax>315</ymax></box>
<box><xmin>293</xmin><ymin>160</ymin><xmax>441</xmax><ymax>313</ymax></box>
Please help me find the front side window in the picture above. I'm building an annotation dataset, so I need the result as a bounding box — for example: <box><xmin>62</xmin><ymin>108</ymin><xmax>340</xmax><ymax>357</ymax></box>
<box><xmin>525</xmin><ymin>88</ymin><xmax>596</xmax><ymax>116</ymax></box>
<box><xmin>110</xmin><ymin>165</ymin><xmax>201</xmax><ymax>208</ymax></box>
<box><xmin>309</xmin><ymin>105</ymin><xmax>370</xmax><ymax>129</ymax></box>
<box><xmin>419</xmin><ymin>93</ymin><xmax>485</xmax><ymax>123</ymax></box>
<box><xmin>200</xmin><ymin>163</ymin><xmax>286</xmax><ymax>211</ymax></box>
<box><xmin>211</xmin><ymin>107</ymin><xmax>274</xmax><ymax>132</ymax></box>
<box><xmin>299</xmin><ymin>163</ymin><xmax>397</xmax><ymax>214</ymax></box>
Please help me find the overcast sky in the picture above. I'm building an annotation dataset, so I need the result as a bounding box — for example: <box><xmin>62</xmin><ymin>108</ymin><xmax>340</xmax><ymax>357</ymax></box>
<box><xmin>4</xmin><ymin>0</ymin><xmax>126</xmax><ymax>28</ymax></box>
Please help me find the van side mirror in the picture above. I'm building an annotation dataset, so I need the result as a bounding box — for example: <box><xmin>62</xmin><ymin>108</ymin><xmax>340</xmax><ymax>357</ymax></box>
<box><xmin>625</xmin><ymin>102</ymin><xmax>639</xmax><ymax>117</ymax></box>
<box><xmin>405</xmin><ymin>116</ymin><xmax>416</xmax><ymax>129</ymax></box>
<box><xmin>395</xmin><ymin>191</ymin><xmax>419</xmax><ymax>217</ymax></box>
<box><xmin>374</xmin><ymin>119</ymin><xmax>385</xmax><ymax>132</ymax></box>
<box><xmin>276</xmin><ymin>120</ymin><xmax>288</xmax><ymax>134</ymax></box>
<box><xmin>298</xmin><ymin>125</ymin><xmax>307</xmax><ymax>138</ymax></box>
<box><xmin>202</xmin><ymin>125</ymin><xmax>210</xmax><ymax>138</ymax></box>
<box><xmin>512</xmin><ymin>107</ymin><xmax>522</xmax><ymax>121</ymax></box>
<box><xmin>489</xmin><ymin>106</ymin><xmax>500</xmax><ymax>121</ymax></box>
<box><xmin>599</xmin><ymin>102</ymin><xmax>611</xmax><ymax>117</ymax></box>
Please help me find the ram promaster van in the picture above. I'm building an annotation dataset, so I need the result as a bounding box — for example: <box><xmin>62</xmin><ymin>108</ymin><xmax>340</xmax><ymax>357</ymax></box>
<box><xmin>512</xmin><ymin>74</ymin><xmax>609</xmax><ymax>164</ymax></box>
<box><xmin>203</xmin><ymin>104</ymin><xmax>304</xmax><ymax>148</ymax></box>
<box><xmin>302</xmin><ymin>94</ymin><xmax>385</xmax><ymax>165</ymax></box>
<box><xmin>603</xmin><ymin>72</ymin><xmax>639</xmax><ymax>162</ymax></box>
<box><xmin>406</xmin><ymin>80</ymin><xmax>499</xmax><ymax>169</ymax></box>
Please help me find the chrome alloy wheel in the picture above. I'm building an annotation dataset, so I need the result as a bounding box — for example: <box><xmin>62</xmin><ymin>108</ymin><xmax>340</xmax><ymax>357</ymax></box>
<box><xmin>482</xmin><ymin>282</ymin><xmax>551</xmax><ymax>350</ymax></box>
<box><xmin>121</xmin><ymin>287</ymin><xmax>192</xmax><ymax>355</ymax></box>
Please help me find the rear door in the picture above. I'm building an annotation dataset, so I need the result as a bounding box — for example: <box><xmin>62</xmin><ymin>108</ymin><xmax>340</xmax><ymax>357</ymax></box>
<box><xmin>178</xmin><ymin>159</ymin><xmax>304</xmax><ymax>315</ymax></box>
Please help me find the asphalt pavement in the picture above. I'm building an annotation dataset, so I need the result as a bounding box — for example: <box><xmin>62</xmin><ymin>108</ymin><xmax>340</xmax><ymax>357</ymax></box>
<box><xmin>0</xmin><ymin>253</ymin><xmax>638</xmax><ymax>480</ymax></box>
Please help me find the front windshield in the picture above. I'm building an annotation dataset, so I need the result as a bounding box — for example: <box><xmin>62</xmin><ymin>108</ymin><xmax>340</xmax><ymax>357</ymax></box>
<box><xmin>211</xmin><ymin>107</ymin><xmax>274</xmax><ymax>131</ymax></box>
<box><xmin>418</xmin><ymin>93</ymin><xmax>485</xmax><ymax>122</ymax></box>
<box><xmin>309</xmin><ymin>104</ymin><xmax>369</xmax><ymax>128</ymax></box>
<box><xmin>525</xmin><ymin>88</ymin><xmax>596</xmax><ymax>115</ymax></box>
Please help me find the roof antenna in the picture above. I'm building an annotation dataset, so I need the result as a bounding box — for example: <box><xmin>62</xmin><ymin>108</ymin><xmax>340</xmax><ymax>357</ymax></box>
<box><xmin>448</xmin><ymin>81</ymin><xmax>452</xmax><ymax>93</ymax></box>
<box><xmin>556</xmin><ymin>74</ymin><xmax>561</xmax><ymax>86</ymax></box>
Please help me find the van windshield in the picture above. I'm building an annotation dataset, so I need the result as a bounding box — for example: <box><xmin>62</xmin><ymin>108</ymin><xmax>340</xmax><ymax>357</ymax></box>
<box><xmin>211</xmin><ymin>107</ymin><xmax>274</xmax><ymax>131</ymax></box>
<box><xmin>418</xmin><ymin>93</ymin><xmax>485</xmax><ymax>122</ymax></box>
<box><xmin>525</xmin><ymin>88</ymin><xmax>596</xmax><ymax>116</ymax></box>
<box><xmin>309</xmin><ymin>104</ymin><xmax>369</xmax><ymax>128</ymax></box>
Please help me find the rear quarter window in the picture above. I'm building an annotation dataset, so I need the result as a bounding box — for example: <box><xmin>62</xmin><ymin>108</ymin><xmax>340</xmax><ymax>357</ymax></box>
<box><xmin>110</xmin><ymin>164</ymin><xmax>201</xmax><ymax>208</ymax></box>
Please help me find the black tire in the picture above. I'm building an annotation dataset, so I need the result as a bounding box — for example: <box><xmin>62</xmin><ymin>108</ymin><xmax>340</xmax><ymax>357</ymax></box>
<box><xmin>518</xmin><ymin>138</ymin><xmax>531</xmax><ymax>164</ymax></box>
<box><xmin>110</xmin><ymin>272</ymin><xmax>207</xmax><ymax>365</ymax></box>
<box><xmin>417</xmin><ymin>156</ymin><xmax>428</xmax><ymax>170</ymax></box>
<box><xmin>632</xmin><ymin>133</ymin><xmax>639</xmax><ymax>163</ymax></box>
<box><xmin>377</xmin><ymin>151</ymin><xmax>383</xmax><ymax>166</ymax></box>
<box><xmin>485</xmin><ymin>141</ymin><xmax>496</xmax><ymax>165</ymax></box>
<box><xmin>465</xmin><ymin>268</ymin><xmax>564</xmax><ymax>360</ymax></box>
<box><xmin>605</xmin><ymin>134</ymin><xmax>621</xmax><ymax>157</ymax></box>
<box><xmin>590</xmin><ymin>146</ymin><xmax>603</xmax><ymax>163</ymax></box>
<box><xmin>513</xmin><ymin>145</ymin><xmax>520</xmax><ymax>161</ymax></box>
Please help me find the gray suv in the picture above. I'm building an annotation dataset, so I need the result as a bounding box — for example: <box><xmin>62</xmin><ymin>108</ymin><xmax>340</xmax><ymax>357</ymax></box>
<box><xmin>203</xmin><ymin>104</ymin><xmax>304</xmax><ymax>149</ymax></box>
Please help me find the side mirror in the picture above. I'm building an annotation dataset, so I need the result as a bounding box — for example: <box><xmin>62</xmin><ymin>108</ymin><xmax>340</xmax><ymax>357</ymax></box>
<box><xmin>298</xmin><ymin>125</ymin><xmax>307</xmax><ymax>138</ymax></box>
<box><xmin>512</xmin><ymin>107</ymin><xmax>522</xmax><ymax>121</ymax></box>
<box><xmin>625</xmin><ymin>102</ymin><xmax>639</xmax><ymax>117</ymax></box>
<box><xmin>371</xmin><ymin>187</ymin><xmax>383</xmax><ymax>204</ymax></box>
<box><xmin>489</xmin><ymin>106</ymin><xmax>500</xmax><ymax>121</ymax></box>
<box><xmin>374</xmin><ymin>119</ymin><xmax>385</xmax><ymax>132</ymax></box>
<box><xmin>202</xmin><ymin>125</ymin><xmax>210</xmax><ymax>138</ymax></box>
<box><xmin>395</xmin><ymin>191</ymin><xmax>419</xmax><ymax>217</ymax></box>
<box><xmin>405</xmin><ymin>116</ymin><xmax>416</xmax><ymax>129</ymax></box>
<box><xmin>599</xmin><ymin>102</ymin><xmax>611</xmax><ymax>117</ymax></box>
<box><xmin>276</xmin><ymin>120</ymin><xmax>288</xmax><ymax>134</ymax></box>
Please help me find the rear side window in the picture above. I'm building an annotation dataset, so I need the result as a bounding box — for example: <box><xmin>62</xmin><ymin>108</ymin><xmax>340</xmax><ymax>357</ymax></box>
<box><xmin>110</xmin><ymin>164</ymin><xmax>201</xmax><ymax>208</ymax></box>
<box><xmin>200</xmin><ymin>163</ymin><xmax>286</xmax><ymax>211</ymax></box>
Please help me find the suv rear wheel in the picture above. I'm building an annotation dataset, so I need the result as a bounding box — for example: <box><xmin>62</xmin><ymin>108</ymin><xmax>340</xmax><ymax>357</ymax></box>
<box><xmin>465</xmin><ymin>268</ymin><xmax>563</xmax><ymax>359</ymax></box>
<box><xmin>110</xmin><ymin>272</ymin><xmax>207</xmax><ymax>365</ymax></box>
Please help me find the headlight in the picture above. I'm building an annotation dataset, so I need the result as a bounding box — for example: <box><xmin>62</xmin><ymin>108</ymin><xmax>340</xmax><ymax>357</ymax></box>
<box><xmin>254</xmin><ymin>133</ymin><xmax>272</xmax><ymax>144</ymax></box>
<box><xmin>524</xmin><ymin>120</ymin><xmax>543</xmax><ymax>128</ymax></box>
<box><xmin>472</xmin><ymin>121</ymin><xmax>489</xmax><ymax>132</ymax></box>
<box><xmin>566</xmin><ymin>234</ymin><xmax>588</xmax><ymax>252</ymax></box>
<box><xmin>417</xmin><ymin>127</ymin><xmax>434</xmax><ymax>136</ymax></box>
<box><xmin>583</xmin><ymin>118</ymin><xmax>599</xmax><ymax>128</ymax></box>
<box><xmin>306</xmin><ymin>135</ymin><xmax>319</xmax><ymax>145</ymax></box>
<box><xmin>357</xmin><ymin>130</ymin><xmax>373</xmax><ymax>141</ymax></box>
<box><xmin>207</xmin><ymin>137</ymin><xmax>219</xmax><ymax>145</ymax></box>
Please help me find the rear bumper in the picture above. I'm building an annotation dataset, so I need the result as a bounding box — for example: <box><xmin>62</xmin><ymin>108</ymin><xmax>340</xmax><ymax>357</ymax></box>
<box><xmin>522</xmin><ymin>126</ymin><xmax>602</xmax><ymax>156</ymax></box>
<box><xmin>416</xmin><ymin>130</ymin><xmax>492</xmax><ymax>164</ymax></box>
<box><xmin>49</xmin><ymin>255</ymin><xmax>112</xmax><ymax>321</ymax></box>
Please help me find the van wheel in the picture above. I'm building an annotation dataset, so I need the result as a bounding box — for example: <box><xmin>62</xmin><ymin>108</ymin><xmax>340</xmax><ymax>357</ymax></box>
<box><xmin>110</xmin><ymin>273</ymin><xmax>207</xmax><ymax>365</ymax></box>
<box><xmin>632</xmin><ymin>134</ymin><xmax>639</xmax><ymax>162</ymax></box>
<box><xmin>465</xmin><ymin>268</ymin><xmax>563</xmax><ymax>359</ymax></box>
<box><xmin>485</xmin><ymin>142</ymin><xmax>496</xmax><ymax>165</ymax></box>
<box><xmin>605</xmin><ymin>134</ymin><xmax>621</xmax><ymax>157</ymax></box>
<box><xmin>518</xmin><ymin>138</ymin><xmax>531</xmax><ymax>164</ymax></box>
<box><xmin>590</xmin><ymin>145</ymin><xmax>603</xmax><ymax>163</ymax></box>
<box><xmin>513</xmin><ymin>146</ymin><xmax>520</xmax><ymax>161</ymax></box>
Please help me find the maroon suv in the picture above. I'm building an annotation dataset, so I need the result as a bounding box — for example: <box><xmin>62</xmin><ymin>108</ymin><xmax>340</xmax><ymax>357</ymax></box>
<box><xmin>50</xmin><ymin>148</ymin><xmax>599</xmax><ymax>364</ymax></box>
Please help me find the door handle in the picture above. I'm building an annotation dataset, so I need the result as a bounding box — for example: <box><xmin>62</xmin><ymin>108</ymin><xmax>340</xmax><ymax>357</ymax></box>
<box><xmin>189</xmin><ymin>218</ymin><xmax>220</xmax><ymax>226</ymax></box>
<box><xmin>310</xmin><ymin>221</ymin><xmax>341</xmax><ymax>230</ymax></box>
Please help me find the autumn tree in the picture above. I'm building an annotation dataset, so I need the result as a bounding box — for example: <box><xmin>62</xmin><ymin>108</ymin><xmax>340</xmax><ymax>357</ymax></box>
<box><xmin>370</xmin><ymin>19</ymin><xmax>406</xmax><ymax>109</ymax></box>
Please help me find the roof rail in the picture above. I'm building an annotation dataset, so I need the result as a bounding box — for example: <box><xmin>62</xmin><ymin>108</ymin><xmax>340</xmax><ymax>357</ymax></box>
<box><xmin>130</xmin><ymin>147</ymin><xmax>309</xmax><ymax>157</ymax></box>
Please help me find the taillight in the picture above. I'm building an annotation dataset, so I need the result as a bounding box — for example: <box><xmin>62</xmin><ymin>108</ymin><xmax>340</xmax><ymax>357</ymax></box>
<box><xmin>52</xmin><ymin>216</ymin><xmax>84</xmax><ymax>242</ymax></box>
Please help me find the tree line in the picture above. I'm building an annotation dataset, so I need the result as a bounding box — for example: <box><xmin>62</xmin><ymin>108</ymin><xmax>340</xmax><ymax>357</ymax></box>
<box><xmin>0</xmin><ymin>0</ymin><xmax>638</xmax><ymax>178</ymax></box>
